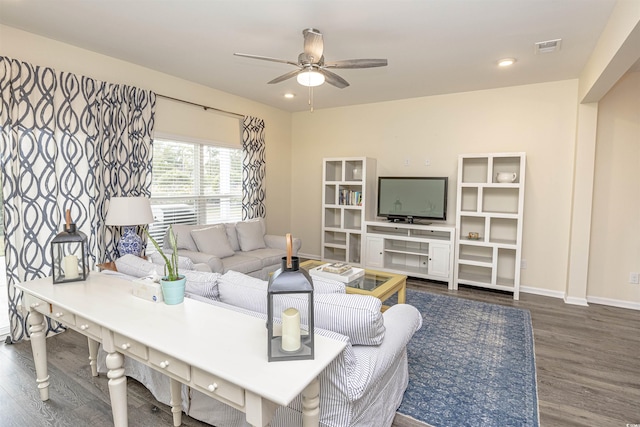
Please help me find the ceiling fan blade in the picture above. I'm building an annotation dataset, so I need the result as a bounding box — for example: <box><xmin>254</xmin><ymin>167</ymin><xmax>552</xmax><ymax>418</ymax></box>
<box><xmin>267</xmin><ymin>69</ymin><xmax>302</xmax><ymax>85</ymax></box>
<box><xmin>324</xmin><ymin>59</ymin><xmax>388</xmax><ymax>69</ymax></box>
<box><xmin>234</xmin><ymin>53</ymin><xmax>299</xmax><ymax>67</ymax></box>
<box><xmin>318</xmin><ymin>68</ymin><xmax>349</xmax><ymax>89</ymax></box>
<box><xmin>303</xmin><ymin>28</ymin><xmax>324</xmax><ymax>63</ymax></box>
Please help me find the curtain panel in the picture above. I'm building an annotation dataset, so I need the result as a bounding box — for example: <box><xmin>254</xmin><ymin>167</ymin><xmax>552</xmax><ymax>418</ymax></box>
<box><xmin>0</xmin><ymin>56</ymin><xmax>156</xmax><ymax>342</ymax></box>
<box><xmin>241</xmin><ymin>116</ymin><xmax>266</xmax><ymax>219</ymax></box>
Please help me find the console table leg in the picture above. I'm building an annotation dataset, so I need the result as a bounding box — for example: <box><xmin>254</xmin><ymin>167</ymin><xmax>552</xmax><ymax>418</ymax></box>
<box><xmin>106</xmin><ymin>351</ymin><xmax>128</xmax><ymax>427</ymax></box>
<box><xmin>87</xmin><ymin>337</ymin><xmax>99</xmax><ymax>377</ymax></box>
<box><xmin>301</xmin><ymin>377</ymin><xmax>320</xmax><ymax>427</ymax></box>
<box><xmin>170</xmin><ymin>378</ymin><xmax>182</xmax><ymax>427</ymax></box>
<box><xmin>28</xmin><ymin>310</ymin><xmax>50</xmax><ymax>401</ymax></box>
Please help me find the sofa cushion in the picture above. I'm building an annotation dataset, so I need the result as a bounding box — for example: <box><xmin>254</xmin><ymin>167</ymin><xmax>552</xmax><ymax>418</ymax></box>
<box><xmin>243</xmin><ymin>247</ymin><xmax>285</xmax><ymax>269</ymax></box>
<box><xmin>220</xmin><ymin>255</ymin><xmax>263</xmax><ymax>275</ymax></box>
<box><xmin>218</xmin><ymin>271</ymin><xmax>383</xmax><ymax>345</ymax></box>
<box><xmin>236</xmin><ymin>219</ymin><xmax>266</xmax><ymax>251</ymax></box>
<box><xmin>149</xmin><ymin>252</ymin><xmax>196</xmax><ymax>271</ymax></box>
<box><xmin>190</xmin><ymin>225</ymin><xmax>235</xmax><ymax>258</ymax></box>
<box><xmin>171</xmin><ymin>224</ymin><xmax>200</xmax><ymax>251</ymax></box>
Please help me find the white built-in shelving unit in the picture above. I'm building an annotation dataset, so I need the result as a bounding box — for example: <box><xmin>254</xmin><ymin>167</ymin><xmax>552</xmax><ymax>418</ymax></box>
<box><xmin>454</xmin><ymin>152</ymin><xmax>526</xmax><ymax>300</ymax></box>
<box><xmin>321</xmin><ymin>157</ymin><xmax>376</xmax><ymax>265</ymax></box>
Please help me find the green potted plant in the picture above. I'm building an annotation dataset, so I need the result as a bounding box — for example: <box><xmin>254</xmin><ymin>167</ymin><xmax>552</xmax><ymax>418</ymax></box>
<box><xmin>144</xmin><ymin>225</ymin><xmax>186</xmax><ymax>305</ymax></box>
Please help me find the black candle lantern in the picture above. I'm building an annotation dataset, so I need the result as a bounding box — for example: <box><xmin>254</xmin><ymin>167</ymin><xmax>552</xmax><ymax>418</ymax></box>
<box><xmin>267</xmin><ymin>234</ymin><xmax>314</xmax><ymax>362</ymax></box>
<box><xmin>51</xmin><ymin>210</ymin><xmax>89</xmax><ymax>284</ymax></box>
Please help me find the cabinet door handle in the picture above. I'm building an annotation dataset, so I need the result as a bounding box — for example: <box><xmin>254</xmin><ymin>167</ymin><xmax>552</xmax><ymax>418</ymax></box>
<box><xmin>54</xmin><ymin>312</ymin><xmax>64</xmax><ymax>318</ymax></box>
<box><xmin>160</xmin><ymin>360</ymin><xmax>170</xmax><ymax>369</ymax></box>
<box><xmin>80</xmin><ymin>324</ymin><xmax>89</xmax><ymax>330</ymax></box>
<box><xmin>121</xmin><ymin>343</ymin><xmax>131</xmax><ymax>350</ymax></box>
<box><xmin>207</xmin><ymin>383</ymin><xmax>218</xmax><ymax>392</ymax></box>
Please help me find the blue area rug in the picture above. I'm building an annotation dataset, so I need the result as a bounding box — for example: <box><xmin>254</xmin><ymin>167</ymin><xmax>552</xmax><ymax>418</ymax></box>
<box><xmin>394</xmin><ymin>289</ymin><xmax>539</xmax><ymax>427</ymax></box>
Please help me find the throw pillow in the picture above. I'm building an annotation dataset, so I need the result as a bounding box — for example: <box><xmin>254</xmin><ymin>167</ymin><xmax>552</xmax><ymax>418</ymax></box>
<box><xmin>224</xmin><ymin>223</ymin><xmax>241</xmax><ymax>252</ymax></box>
<box><xmin>182</xmin><ymin>270</ymin><xmax>221</xmax><ymax>301</ymax></box>
<box><xmin>236</xmin><ymin>220</ymin><xmax>266</xmax><ymax>251</ymax></box>
<box><xmin>170</xmin><ymin>225</ymin><xmax>199</xmax><ymax>251</ymax></box>
<box><xmin>190</xmin><ymin>226</ymin><xmax>235</xmax><ymax>258</ymax></box>
<box><xmin>115</xmin><ymin>254</ymin><xmax>162</xmax><ymax>278</ymax></box>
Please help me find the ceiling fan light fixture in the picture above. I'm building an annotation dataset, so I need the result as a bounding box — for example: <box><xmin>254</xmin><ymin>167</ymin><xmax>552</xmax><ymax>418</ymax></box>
<box><xmin>297</xmin><ymin>70</ymin><xmax>325</xmax><ymax>87</ymax></box>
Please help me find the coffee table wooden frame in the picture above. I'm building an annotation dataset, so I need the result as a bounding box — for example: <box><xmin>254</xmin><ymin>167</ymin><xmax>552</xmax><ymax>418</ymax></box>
<box><xmin>300</xmin><ymin>260</ymin><xmax>407</xmax><ymax>309</ymax></box>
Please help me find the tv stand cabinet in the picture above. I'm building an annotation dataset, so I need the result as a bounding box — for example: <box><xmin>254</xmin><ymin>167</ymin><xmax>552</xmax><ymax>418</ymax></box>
<box><xmin>363</xmin><ymin>221</ymin><xmax>456</xmax><ymax>288</ymax></box>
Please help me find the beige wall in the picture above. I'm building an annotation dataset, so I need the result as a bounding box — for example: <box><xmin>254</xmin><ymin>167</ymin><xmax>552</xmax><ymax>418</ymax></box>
<box><xmin>0</xmin><ymin>25</ymin><xmax>294</xmax><ymax>236</ymax></box>
<box><xmin>291</xmin><ymin>80</ymin><xmax>580</xmax><ymax>295</ymax></box>
<box><xmin>589</xmin><ymin>71</ymin><xmax>640</xmax><ymax>304</ymax></box>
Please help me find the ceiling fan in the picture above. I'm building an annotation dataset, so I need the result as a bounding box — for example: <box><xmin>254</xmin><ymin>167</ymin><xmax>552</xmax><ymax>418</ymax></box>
<box><xmin>234</xmin><ymin>28</ymin><xmax>388</xmax><ymax>89</ymax></box>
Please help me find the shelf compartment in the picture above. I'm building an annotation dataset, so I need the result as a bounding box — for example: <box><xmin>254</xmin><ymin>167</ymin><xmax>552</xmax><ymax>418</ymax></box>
<box><xmin>482</xmin><ymin>187</ymin><xmax>520</xmax><ymax>214</ymax></box>
<box><xmin>457</xmin><ymin>265</ymin><xmax>491</xmax><ymax>285</ymax></box>
<box><xmin>489</xmin><ymin>217</ymin><xmax>517</xmax><ymax>245</ymax></box>
<box><xmin>348</xmin><ymin>234</ymin><xmax>361</xmax><ymax>264</ymax></box>
<box><xmin>385</xmin><ymin>240</ymin><xmax>429</xmax><ymax>256</ymax></box>
<box><xmin>385</xmin><ymin>262</ymin><xmax>428</xmax><ymax>276</ymax></box>
<box><xmin>385</xmin><ymin>253</ymin><xmax>429</xmax><ymax>273</ymax></box>
<box><xmin>458</xmin><ymin>215</ymin><xmax>486</xmax><ymax>240</ymax></box>
<box><xmin>324</xmin><ymin>184</ymin><xmax>337</xmax><ymax>205</ymax></box>
<box><xmin>323</xmin><ymin>247</ymin><xmax>346</xmax><ymax>262</ymax></box>
<box><xmin>492</xmin><ymin>156</ymin><xmax>522</xmax><ymax>184</ymax></box>
<box><xmin>325</xmin><ymin>160</ymin><xmax>342</xmax><ymax>181</ymax></box>
<box><xmin>409</xmin><ymin>229</ymin><xmax>451</xmax><ymax>241</ymax></box>
<box><xmin>324</xmin><ymin>208</ymin><xmax>341</xmax><ymax>228</ymax></box>
<box><xmin>458</xmin><ymin>244</ymin><xmax>493</xmax><ymax>266</ymax></box>
<box><xmin>345</xmin><ymin>160</ymin><xmax>364</xmax><ymax>182</ymax></box>
<box><xmin>344</xmin><ymin>209</ymin><xmax>362</xmax><ymax>230</ymax></box>
<box><xmin>460</xmin><ymin>186</ymin><xmax>479</xmax><ymax>212</ymax></box>
<box><xmin>496</xmin><ymin>248</ymin><xmax>517</xmax><ymax>283</ymax></box>
<box><xmin>338</xmin><ymin>185</ymin><xmax>363</xmax><ymax>206</ymax></box>
<box><xmin>324</xmin><ymin>230</ymin><xmax>346</xmax><ymax>246</ymax></box>
<box><xmin>461</xmin><ymin>157</ymin><xmax>488</xmax><ymax>183</ymax></box>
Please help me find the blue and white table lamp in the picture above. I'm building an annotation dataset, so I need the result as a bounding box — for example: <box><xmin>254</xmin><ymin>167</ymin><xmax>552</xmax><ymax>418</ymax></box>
<box><xmin>105</xmin><ymin>196</ymin><xmax>154</xmax><ymax>257</ymax></box>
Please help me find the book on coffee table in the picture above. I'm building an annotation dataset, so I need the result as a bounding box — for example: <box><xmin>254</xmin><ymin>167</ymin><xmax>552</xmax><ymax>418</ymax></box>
<box><xmin>310</xmin><ymin>263</ymin><xmax>365</xmax><ymax>283</ymax></box>
<box><xmin>322</xmin><ymin>262</ymin><xmax>352</xmax><ymax>274</ymax></box>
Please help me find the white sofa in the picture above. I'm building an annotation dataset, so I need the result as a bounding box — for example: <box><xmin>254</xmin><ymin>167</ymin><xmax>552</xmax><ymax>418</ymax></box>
<box><xmin>161</xmin><ymin>218</ymin><xmax>302</xmax><ymax>280</ymax></box>
<box><xmin>98</xmin><ymin>262</ymin><xmax>422</xmax><ymax>427</ymax></box>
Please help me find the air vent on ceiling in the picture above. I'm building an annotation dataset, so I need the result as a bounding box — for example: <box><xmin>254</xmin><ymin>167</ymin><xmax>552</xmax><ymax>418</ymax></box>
<box><xmin>535</xmin><ymin>38</ymin><xmax>562</xmax><ymax>54</ymax></box>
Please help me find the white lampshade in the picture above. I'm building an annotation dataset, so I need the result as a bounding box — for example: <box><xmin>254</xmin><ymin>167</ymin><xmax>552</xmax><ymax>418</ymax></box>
<box><xmin>297</xmin><ymin>70</ymin><xmax>325</xmax><ymax>87</ymax></box>
<box><xmin>105</xmin><ymin>196</ymin><xmax>154</xmax><ymax>226</ymax></box>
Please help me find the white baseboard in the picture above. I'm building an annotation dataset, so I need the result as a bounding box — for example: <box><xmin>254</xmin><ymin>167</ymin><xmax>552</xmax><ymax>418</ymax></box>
<box><xmin>587</xmin><ymin>296</ymin><xmax>640</xmax><ymax>311</ymax></box>
<box><xmin>563</xmin><ymin>296</ymin><xmax>589</xmax><ymax>306</ymax></box>
<box><xmin>298</xmin><ymin>252</ymin><xmax>320</xmax><ymax>261</ymax></box>
<box><xmin>520</xmin><ymin>286</ymin><xmax>565</xmax><ymax>300</ymax></box>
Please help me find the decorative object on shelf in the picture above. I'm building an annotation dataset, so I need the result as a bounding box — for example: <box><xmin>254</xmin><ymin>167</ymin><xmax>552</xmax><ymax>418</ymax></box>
<box><xmin>267</xmin><ymin>233</ymin><xmax>314</xmax><ymax>362</ymax></box>
<box><xmin>496</xmin><ymin>172</ymin><xmax>517</xmax><ymax>183</ymax></box>
<box><xmin>51</xmin><ymin>209</ymin><xmax>89</xmax><ymax>284</ymax></box>
<box><xmin>468</xmin><ymin>232</ymin><xmax>480</xmax><ymax>240</ymax></box>
<box><xmin>105</xmin><ymin>196</ymin><xmax>154</xmax><ymax>257</ymax></box>
<box><xmin>144</xmin><ymin>225</ymin><xmax>186</xmax><ymax>305</ymax></box>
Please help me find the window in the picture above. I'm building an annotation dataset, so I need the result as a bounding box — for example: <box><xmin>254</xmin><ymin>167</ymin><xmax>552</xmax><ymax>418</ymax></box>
<box><xmin>149</xmin><ymin>137</ymin><xmax>243</xmax><ymax>247</ymax></box>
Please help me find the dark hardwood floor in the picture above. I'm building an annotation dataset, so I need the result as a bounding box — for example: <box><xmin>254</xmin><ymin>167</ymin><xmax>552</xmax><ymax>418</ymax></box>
<box><xmin>1</xmin><ymin>279</ymin><xmax>638</xmax><ymax>427</ymax></box>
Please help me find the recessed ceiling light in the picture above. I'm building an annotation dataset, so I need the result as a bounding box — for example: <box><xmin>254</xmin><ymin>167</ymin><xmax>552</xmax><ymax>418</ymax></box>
<box><xmin>284</xmin><ymin>93</ymin><xmax>295</xmax><ymax>99</ymax></box>
<box><xmin>498</xmin><ymin>58</ymin><xmax>516</xmax><ymax>67</ymax></box>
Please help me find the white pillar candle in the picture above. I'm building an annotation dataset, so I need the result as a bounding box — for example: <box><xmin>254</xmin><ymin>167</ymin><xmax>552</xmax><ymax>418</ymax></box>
<box><xmin>64</xmin><ymin>255</ymin><xmax>79</xmax><ymax>279</ymax></box>
<box><xmin>281</xmin><ymin>307</ymin><xmax>301</xmax><ymax>352</ymax></box>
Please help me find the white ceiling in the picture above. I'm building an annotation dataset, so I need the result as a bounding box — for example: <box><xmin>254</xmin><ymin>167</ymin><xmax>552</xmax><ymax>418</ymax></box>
<box><xmin>0</xmin><ymin>0</ymin><xmax>623</xmax><ymax>112</ymax></box>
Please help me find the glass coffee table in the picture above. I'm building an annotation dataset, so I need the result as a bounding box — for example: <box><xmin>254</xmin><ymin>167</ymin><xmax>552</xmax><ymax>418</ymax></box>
<box><xmin>300</xmin><ymin>260</ymin><xmax>407</xmax><ymax>311</ymax></box>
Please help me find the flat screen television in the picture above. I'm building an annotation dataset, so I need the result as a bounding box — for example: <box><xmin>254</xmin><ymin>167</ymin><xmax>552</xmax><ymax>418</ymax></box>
<box><xmin>377</xmin><ymin>176</ymin><xmax>448</xmax><ymax>223</ymax></box>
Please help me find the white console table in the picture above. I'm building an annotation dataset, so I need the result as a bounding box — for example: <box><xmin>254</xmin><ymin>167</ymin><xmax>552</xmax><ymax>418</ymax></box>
<box><xmin>17</xmin><ymin>274</ymin><xmax>345</xmax><ymax>427</ymax></box>
<box><xmin>363</xmin><ymin>221</ymin><xmax>456</xmax><ymax>288</ymax></box>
